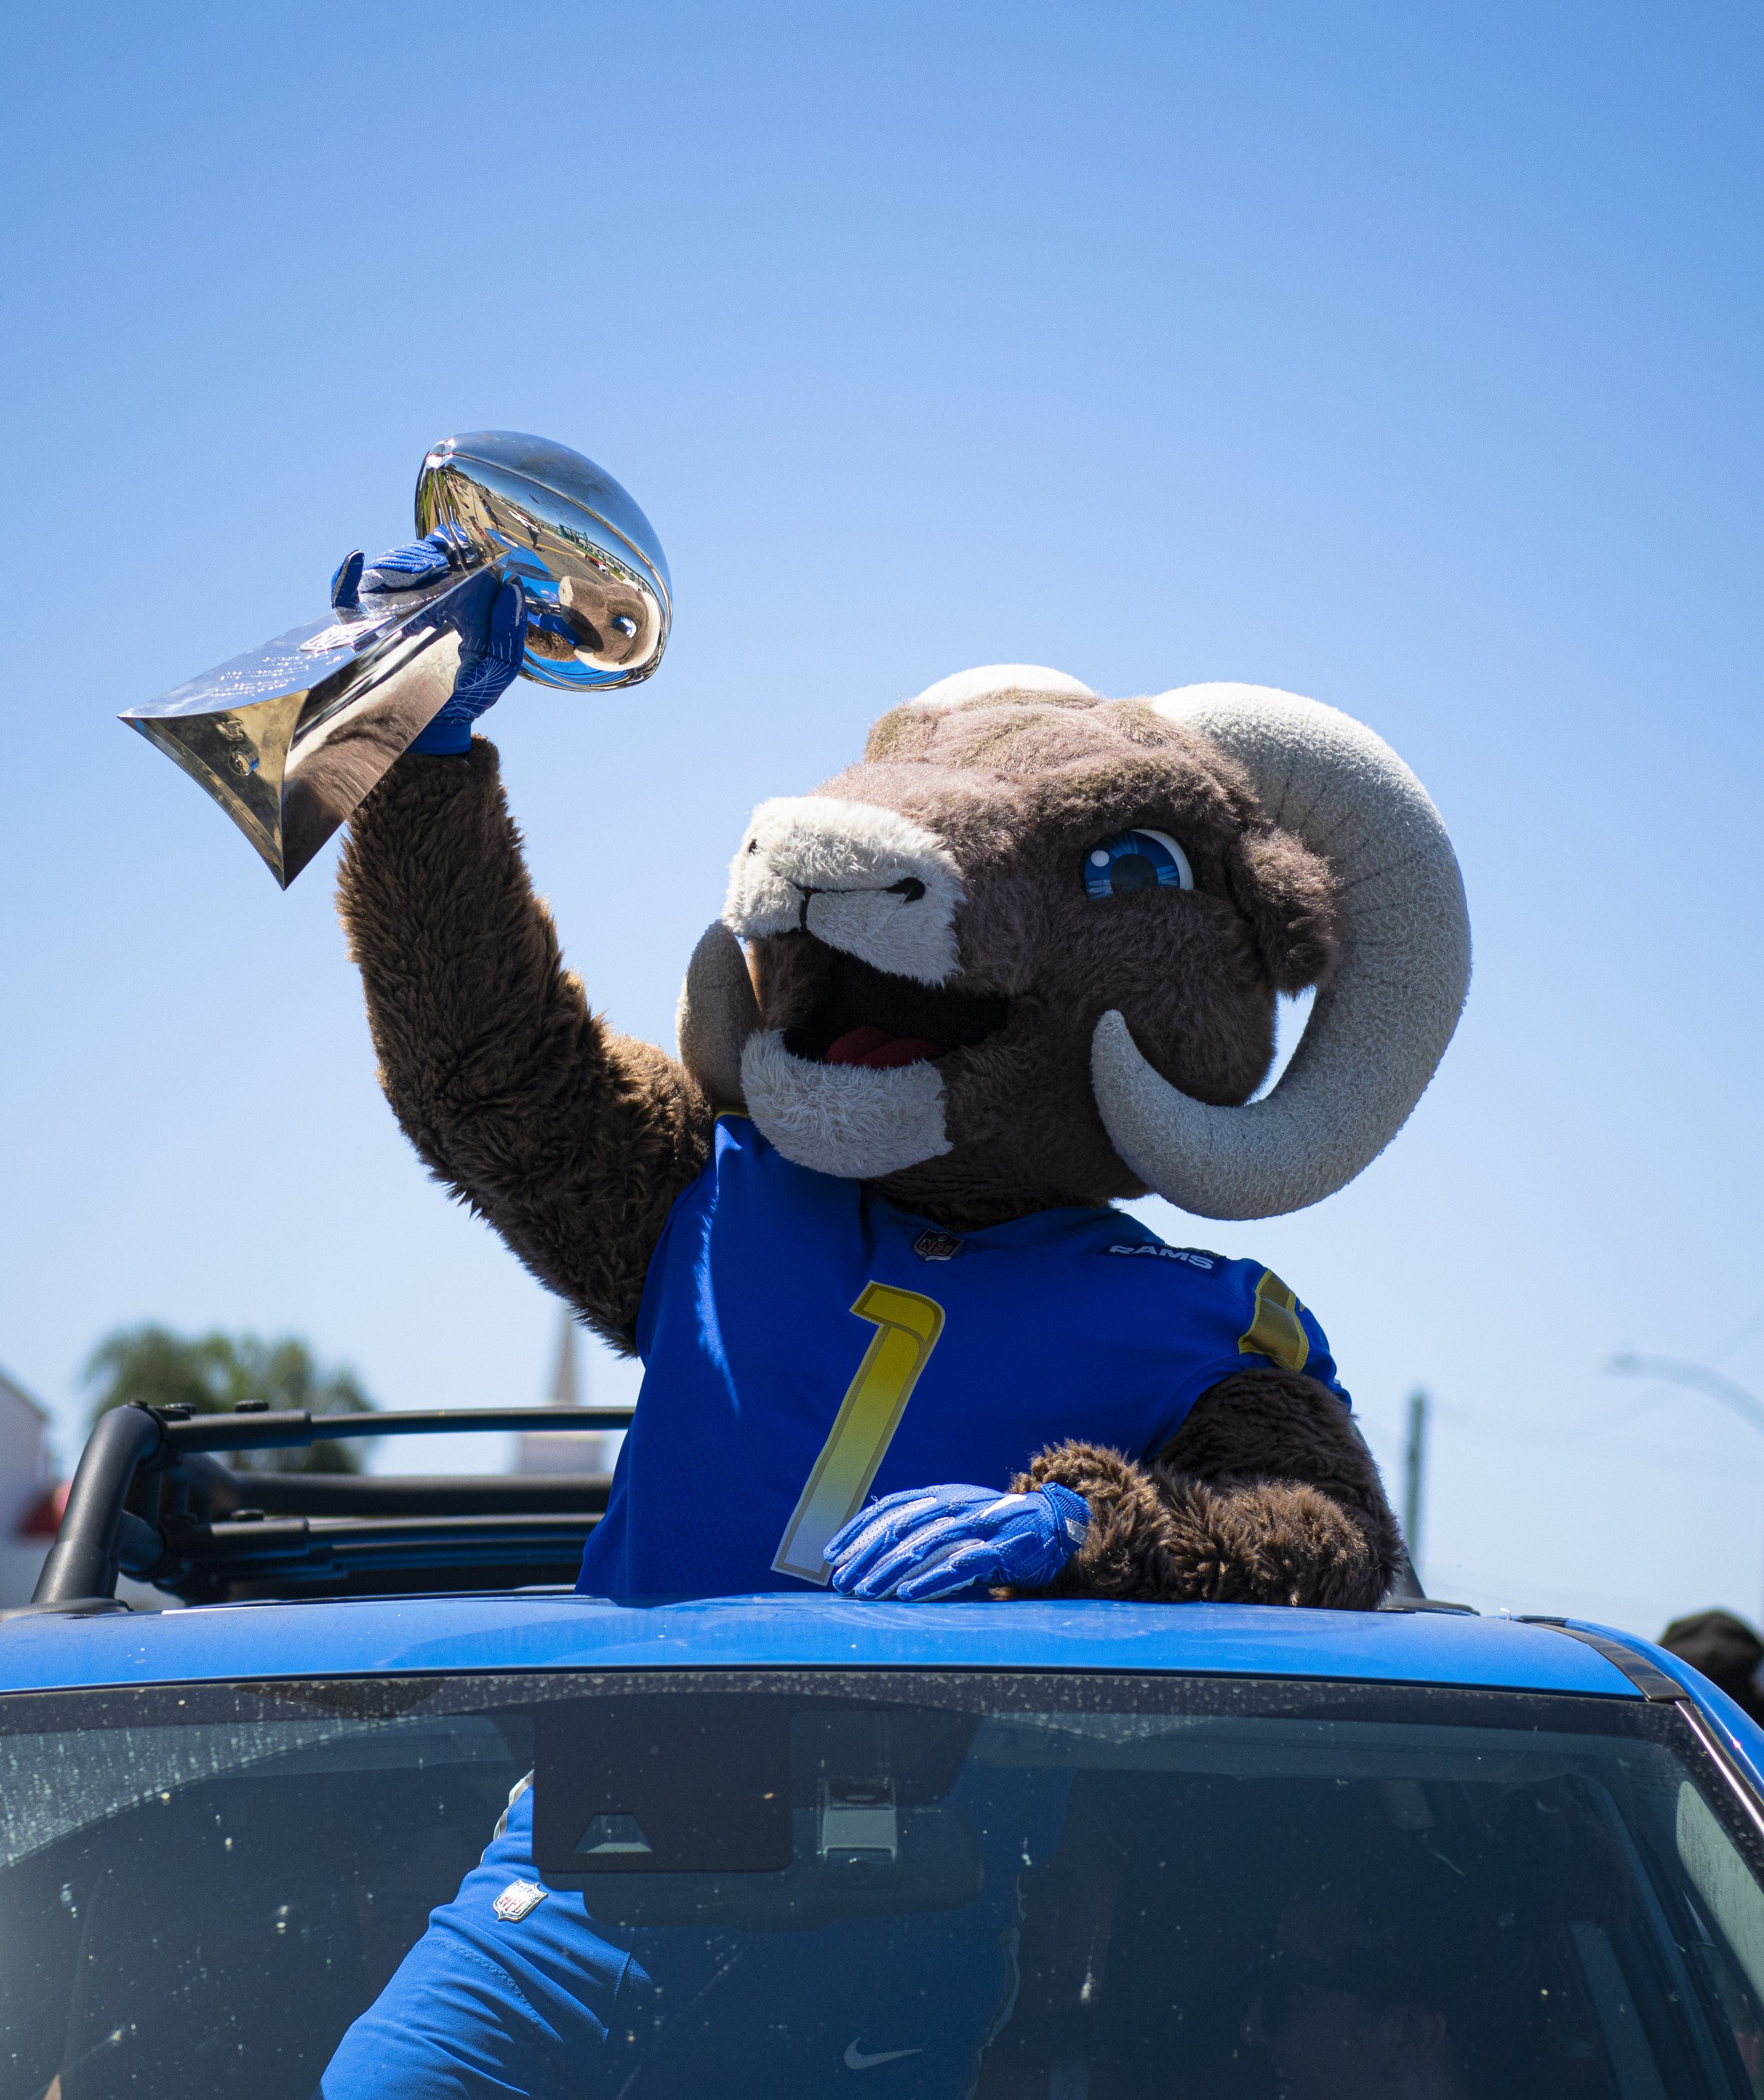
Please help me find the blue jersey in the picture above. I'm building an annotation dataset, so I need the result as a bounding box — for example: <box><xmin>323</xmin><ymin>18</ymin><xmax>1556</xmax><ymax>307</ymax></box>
<box><xmin>576</xmin><ymin>1116</ymin><xmax>1348</xmax><ymax>1601</ymax></box>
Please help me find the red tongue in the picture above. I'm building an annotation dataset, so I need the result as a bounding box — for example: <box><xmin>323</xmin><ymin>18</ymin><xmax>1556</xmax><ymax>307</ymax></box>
<box><xmin>826</xmin><ymin>1025</ymin><xmax>944</xmax><ymax>1070</ymax></box>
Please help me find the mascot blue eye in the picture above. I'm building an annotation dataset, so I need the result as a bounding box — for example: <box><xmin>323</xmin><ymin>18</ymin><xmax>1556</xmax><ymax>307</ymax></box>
<box><xmin>1082</xmin><ymin>828</ymin><xmax>1195</xmax><ymax>900</ymax></box>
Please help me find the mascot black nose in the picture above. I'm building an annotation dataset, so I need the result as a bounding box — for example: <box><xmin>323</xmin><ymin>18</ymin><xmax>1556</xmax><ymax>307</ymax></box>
<box><xmin>787</xmin><ymin>876</ymin><xmax>927</xmax><ymax>933</ymax></box>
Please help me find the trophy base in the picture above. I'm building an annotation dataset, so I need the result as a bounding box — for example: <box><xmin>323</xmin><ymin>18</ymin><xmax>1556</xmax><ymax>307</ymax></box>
<box><xmin>123</xmin><ymin>565</ymin><xmax>500</xmax><ymax>888</ymax></box>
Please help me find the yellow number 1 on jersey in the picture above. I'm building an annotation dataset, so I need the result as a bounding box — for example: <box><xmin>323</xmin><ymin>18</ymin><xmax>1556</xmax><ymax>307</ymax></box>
<box><xmin>772</xmin><ymin>1282</ymin><xmax>946</xmax><ymax>1585</ymax></box>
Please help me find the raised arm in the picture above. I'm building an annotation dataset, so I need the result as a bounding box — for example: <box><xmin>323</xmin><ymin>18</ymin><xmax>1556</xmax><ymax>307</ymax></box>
<box><xmin>337</xmin><ymin>737</ymin><xmax>714</xmax><ymax>1350</ymax></box>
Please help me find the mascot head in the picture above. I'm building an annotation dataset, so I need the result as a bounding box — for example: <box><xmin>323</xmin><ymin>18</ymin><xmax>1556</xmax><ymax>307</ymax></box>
<box><xmin>678</xmin><ymin>669</ymin><xmax>1469</xmax><ymax>1226</ymax></box>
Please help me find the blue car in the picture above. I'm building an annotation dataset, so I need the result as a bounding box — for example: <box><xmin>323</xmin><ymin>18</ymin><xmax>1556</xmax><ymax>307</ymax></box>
<box><xmin>5</xmin><ymin>1401</ymin><xmax>1764</xmax><ymax>2099</ymax></box>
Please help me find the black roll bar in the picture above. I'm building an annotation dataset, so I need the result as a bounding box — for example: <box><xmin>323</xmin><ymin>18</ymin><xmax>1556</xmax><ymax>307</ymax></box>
<box><xmin>26</xmin><ymin>1403</ymin><xmax>636</xmax><ymax>1612</ymax></box>
<box><xmin>31</xmin><ymin>1404</ymin><xmax>167</xmax><ymax>1608</ymax></box>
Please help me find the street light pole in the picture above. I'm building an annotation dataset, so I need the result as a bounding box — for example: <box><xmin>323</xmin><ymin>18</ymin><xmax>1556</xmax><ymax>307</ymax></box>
<box><xmin>1403</xmin><ymin>1389</ymin><xmax>1429</xmax><ymax>1584</ymax></box>
<box><xmin>1606</xmin><ymin>1351</ymin><xmax>1764</xmax><ymax>1625</ymax></box>
<box><xmin>1605</xmin><ymin>1351</ymin><xmax>1764</xmax><ymax>1439</ymax></box>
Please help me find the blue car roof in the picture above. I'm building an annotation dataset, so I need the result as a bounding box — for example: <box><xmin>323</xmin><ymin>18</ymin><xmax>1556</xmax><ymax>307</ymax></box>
<box><xmin>0</xmin><ymin>1593</ymin><xmax>1666</xmax><ymax>1700</ymax></box>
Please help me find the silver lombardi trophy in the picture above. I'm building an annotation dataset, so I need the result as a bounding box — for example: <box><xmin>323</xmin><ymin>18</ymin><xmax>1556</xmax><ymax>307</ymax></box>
<box><xmin>121</xmin><ymin>432</ymin><xmax>671</xmax><ymax>887</ymax></box>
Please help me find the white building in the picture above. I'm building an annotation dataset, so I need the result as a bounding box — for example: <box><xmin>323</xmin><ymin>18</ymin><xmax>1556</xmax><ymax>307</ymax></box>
<box><xmin>0</xmin><ymin>1365</ymin><xmax>59</xmax><ymax>1607</ymax></box>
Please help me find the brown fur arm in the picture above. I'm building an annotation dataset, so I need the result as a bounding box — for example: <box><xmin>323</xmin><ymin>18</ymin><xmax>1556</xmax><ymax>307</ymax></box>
<box><xmin>336</xmin><ymin>739</ymin><xmax>714</xmax><ymax>1348</ymax></box>
<box><xmin>1013</xmin><ymin>1369</ymin><xmax>1403</xmax><ymax>1608</ymax></box>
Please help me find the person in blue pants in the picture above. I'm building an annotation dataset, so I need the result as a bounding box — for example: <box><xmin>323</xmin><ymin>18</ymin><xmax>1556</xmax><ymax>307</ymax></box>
<box><xmin>320</xmin><ymin>1759</ymin><xmax>1068</xmax><ymax>2099</ymax></box>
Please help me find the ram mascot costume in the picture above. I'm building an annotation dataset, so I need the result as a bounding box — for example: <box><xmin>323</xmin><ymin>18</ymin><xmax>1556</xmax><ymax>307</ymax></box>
<box><xmin>337</xmin><ymin>611</ymin><xmax>1469</xmax><ymax>1610</ymax></box>
<box><xmin>317</xmin><ymin>533</ymin><xmax>1470</xmax><ymax>2098</ymax></box>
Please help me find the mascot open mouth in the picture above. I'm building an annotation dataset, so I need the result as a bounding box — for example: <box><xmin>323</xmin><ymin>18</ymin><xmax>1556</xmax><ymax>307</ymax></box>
<box><xmin>781</xmin><ymin>948</ymin><xmax>1010</xmax><ymax>1069</ymax></box>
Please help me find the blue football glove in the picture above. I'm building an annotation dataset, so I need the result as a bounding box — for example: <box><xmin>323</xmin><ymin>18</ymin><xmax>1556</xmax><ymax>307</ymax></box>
<box><xmin>360</xmin><ymin>524</ymin><xmax>473</xmax><ymax>594</ymax></box>
<box><xmin>408</xmin><ymin>576</ymin><xmax>528</xmax><ymax>754</ymax></box>
<box><xmin>826</xmin><ymin>1480</ymin><xmax>1090</xmax><ymax>1601</ymax></box>
<box><xmin>328</xmin><ymin>526</ymin><xmax>527</xmax><ymax>756</ymax></box>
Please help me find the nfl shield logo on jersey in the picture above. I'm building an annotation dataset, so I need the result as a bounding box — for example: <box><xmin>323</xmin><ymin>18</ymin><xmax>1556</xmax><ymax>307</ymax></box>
<box><xmin>493</xmin><ymin>1879</ymin><xmax>548</xmax><ymax>1922</ymax></box>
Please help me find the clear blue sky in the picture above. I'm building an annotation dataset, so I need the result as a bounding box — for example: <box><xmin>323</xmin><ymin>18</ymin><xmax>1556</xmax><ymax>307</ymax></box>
<box><xmin>2</xmin><ymin>2</ymin><xmax>1760</xmax><ymax>1632</ymax></box>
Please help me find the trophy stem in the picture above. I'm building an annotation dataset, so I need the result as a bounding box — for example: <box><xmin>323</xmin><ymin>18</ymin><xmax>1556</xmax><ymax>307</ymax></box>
<box><xmin>122</xmin><ymin>566</ymin><xmax>498</xmax><ymax>888</ymax></box>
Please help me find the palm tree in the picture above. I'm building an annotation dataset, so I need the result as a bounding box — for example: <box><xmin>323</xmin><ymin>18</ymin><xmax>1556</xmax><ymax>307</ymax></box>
<box><xmin>84</xmin><ymin>1326</ymin><xmax>376</xmax><ymax>1473</ymax></box>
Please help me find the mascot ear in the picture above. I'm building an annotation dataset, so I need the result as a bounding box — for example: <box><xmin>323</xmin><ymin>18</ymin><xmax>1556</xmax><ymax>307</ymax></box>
<box><xmin>677</xmin><ymin>922</ymin><xmax>759</xmax><ymax>1109</ymax></box>
<box><xmin>1231</xmin><ymin>827</ymin><xmax>1341</xmax><ymax>996</ymax></box>
<box><xmin>905</xmin><ymin>663</ymin><xmax>1095</xmax><ymax>708</ymax></box>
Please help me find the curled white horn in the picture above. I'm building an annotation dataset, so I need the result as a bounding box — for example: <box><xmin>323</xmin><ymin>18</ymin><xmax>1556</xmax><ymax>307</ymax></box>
<box><xmin>1092</xmin><ymin>684</ymin><xmax>1470</xmax><ymax>1221</ymax></box>
<box><xmin>677</xmin><ymin>921</ymin><xmax>759</xmax><ymax>1109</ymax></box>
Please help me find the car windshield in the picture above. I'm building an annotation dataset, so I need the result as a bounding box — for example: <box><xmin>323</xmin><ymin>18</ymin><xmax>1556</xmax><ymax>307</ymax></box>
<box><xmin>3</xmin><ymin>1670</ymin><xmax>1764</xmax><ymax>2100</ymax></box>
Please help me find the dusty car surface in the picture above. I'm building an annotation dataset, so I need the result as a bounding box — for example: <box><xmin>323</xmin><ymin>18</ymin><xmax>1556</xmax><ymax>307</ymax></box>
<box><xmin>4</xmin><ymin>1581</ymin><xmax>1764</xmax><ymax>2099</ymax></box>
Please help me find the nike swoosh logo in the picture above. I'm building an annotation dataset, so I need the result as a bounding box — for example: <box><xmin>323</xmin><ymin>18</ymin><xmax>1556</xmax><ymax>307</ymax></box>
<box><xmin>845</xmin><ymin>2044</ymin><xmax>922</xmax><ymax>2070</ymax></box>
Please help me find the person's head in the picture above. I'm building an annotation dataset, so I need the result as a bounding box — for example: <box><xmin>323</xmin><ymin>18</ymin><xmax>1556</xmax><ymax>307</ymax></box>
<box><xmin>1243</xmin><ymin>1890</ymin><xmax>1478</xmax><ymax>2100</ymax></box>
<box><xmin>1242</xmin><ymin>1850</ymin><xmax>1505</xmax><ymax>2100</ymax></box>
<box><xmin>1660</xmin><ymin>1609</ymin><xmax>1764</xmax><ymax>1721</ymax></box>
